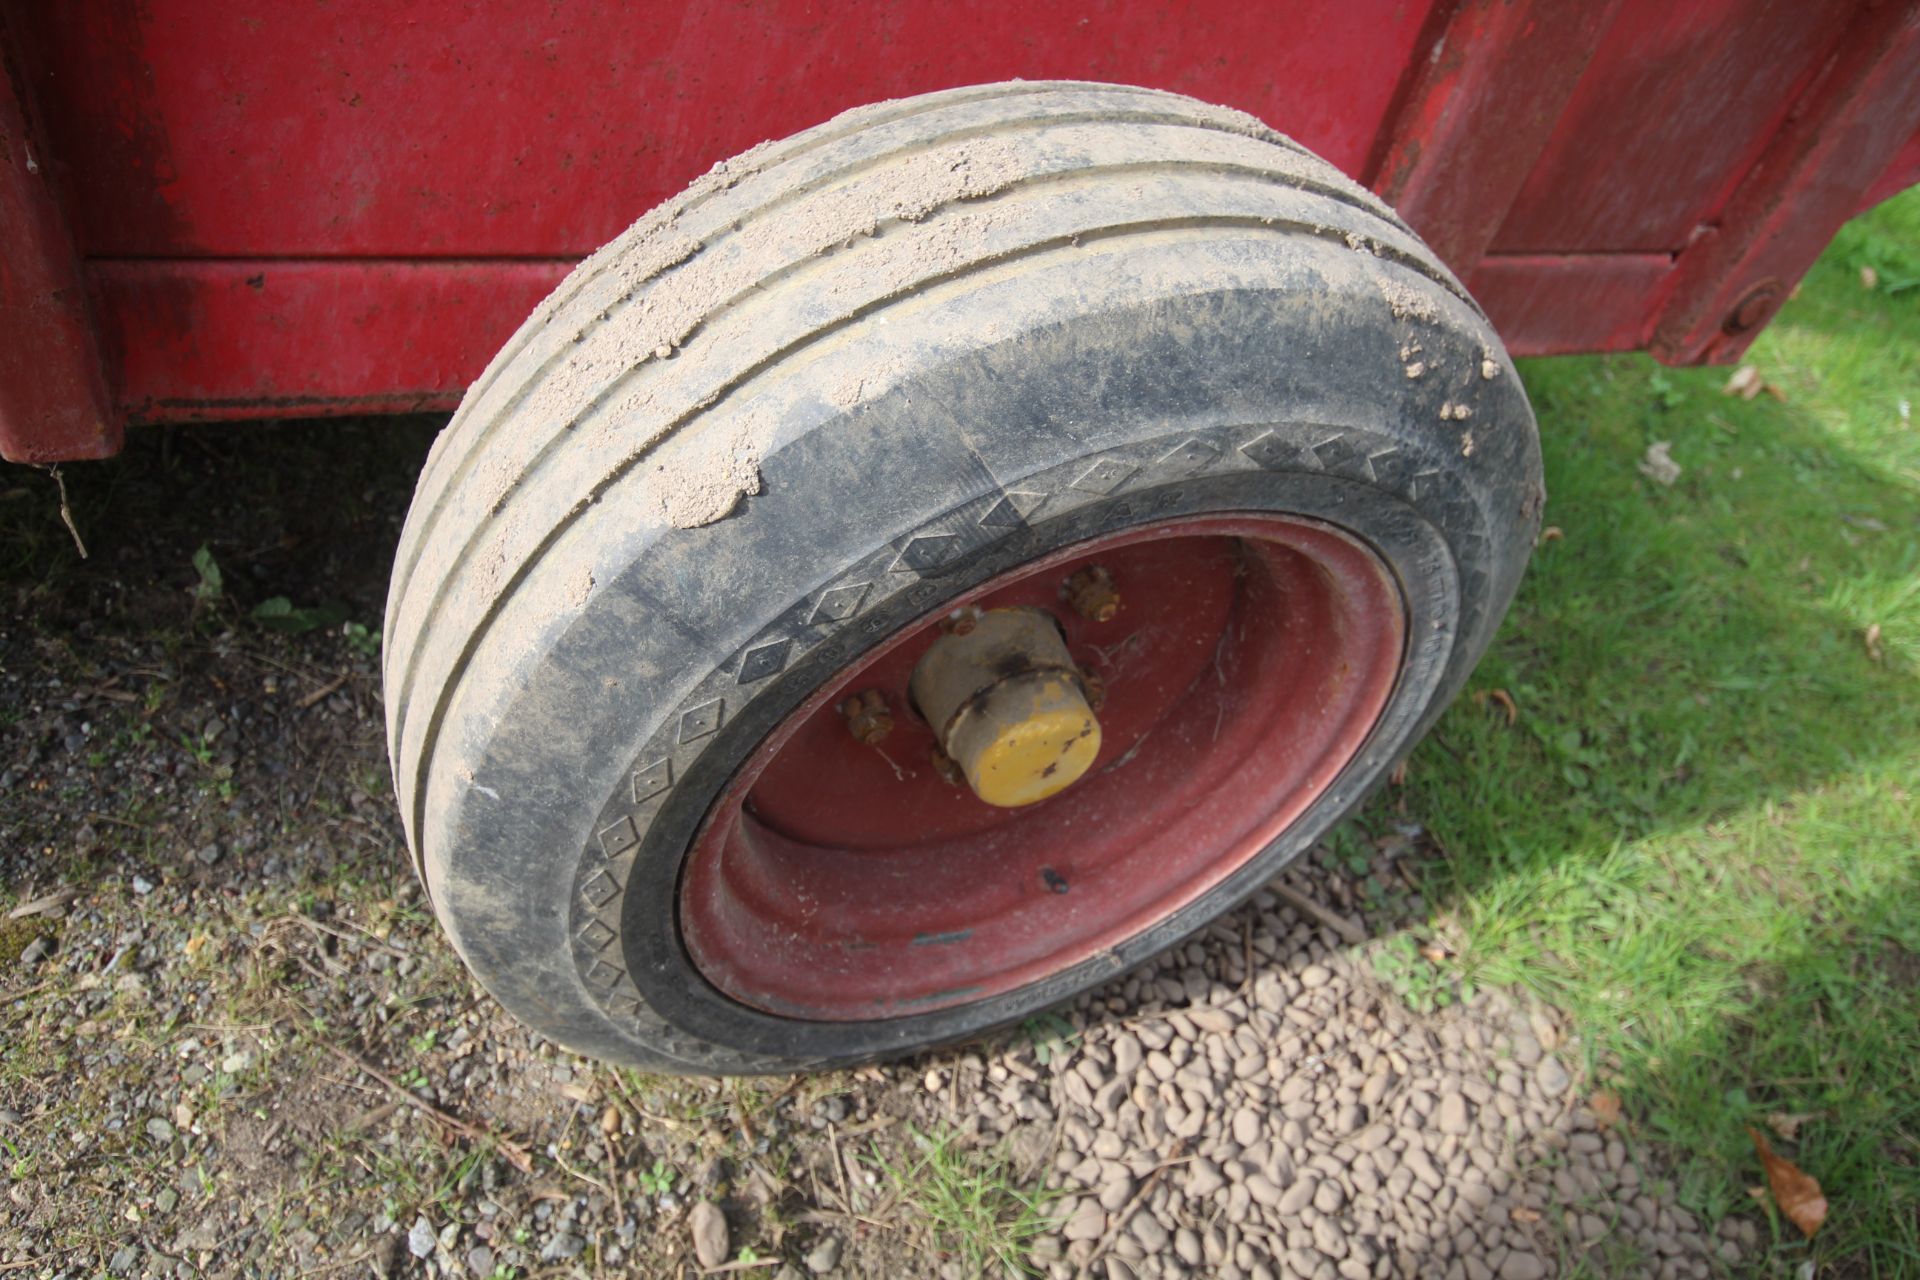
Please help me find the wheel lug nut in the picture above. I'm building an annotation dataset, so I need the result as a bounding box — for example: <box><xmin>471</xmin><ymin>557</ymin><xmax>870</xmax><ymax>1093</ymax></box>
<box><xmin>1063</xmin><ymin>565</ymin><xmax>1120</xmax><ymax>622</ymax></box>
<box><xmin>941</xmin><ymin>606</ymin><xmax>982</xmax><ymax>636</ymax></box>
<box><xmin>1078</xmin><ymin>666</ymin><xmax>1107</xmax><ymax>711</ymax></box>
<box><xmin>930</xmin><ymin>745</ymin><xmax>963</xmax><ymax>786</ymax></box>
<box><xmin>838</xmin><ymin>689</ymin><xmax>893</xmax><ymax>745</ymax></box>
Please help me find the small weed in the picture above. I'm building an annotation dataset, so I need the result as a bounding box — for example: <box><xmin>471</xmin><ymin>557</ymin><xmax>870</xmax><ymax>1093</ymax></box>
<box><xmin>1018</xmin><ymin>1012</ymin><xmax>1078</xmax><ymax>1066</ymax></box>
<box><xmin>343</xmin><ymin>619</ymin><xmax>382</xmax><ymax>657</ymax></box>
<box><xmin>637</xmin><ymin>1158</ymin><xmax>676</xmax><ymax>1197</ymax></box>
<box><xmin>251</xmin><ymin>596</ymin><xmax>348</xmax><ymax>634</ymax></box>
<box><xmin>868</xmin><ymin>1126</ymin><xmax>1056</xmax><ymax>1276</ymax></box>
<box><xmin>1647</xmin><ymin>369</ymin><xmax>1687</xmax><ymax>410</ymax></box>
<box><xmin>1323</xmin><ymin>822</ymin><xmax>1372</xmax><ymax>877</ymax></box>
<box><xmin>1370</xmin><ymin>933</ymin><xmax>1469</xmax><ymax>1015</ymax></box>
<box><xmin>190</xmin><ymin>545</ymin><xmax>223</xmax><ymax>602</ymax></box>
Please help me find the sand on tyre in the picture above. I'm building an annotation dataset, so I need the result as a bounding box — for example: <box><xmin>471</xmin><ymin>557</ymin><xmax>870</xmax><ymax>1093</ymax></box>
<box><xmin>381</xmin><ymin>81</ymin><xmax>1543</xmax><ymax>1074</ymax></box>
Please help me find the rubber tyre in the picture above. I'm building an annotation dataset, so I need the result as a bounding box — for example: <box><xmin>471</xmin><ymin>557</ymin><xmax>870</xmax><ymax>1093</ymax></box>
<box><xmin>383</xmin><ymin>81</ymin><xmax>1543</xmax><ymax>1074</ymax></box>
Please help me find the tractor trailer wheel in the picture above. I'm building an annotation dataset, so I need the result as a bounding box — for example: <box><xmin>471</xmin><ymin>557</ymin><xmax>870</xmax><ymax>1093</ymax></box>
<box><xmin>382</xmin><ymin>81</ymin><xmax>1542</xmax><ymax>1073</ymax></box>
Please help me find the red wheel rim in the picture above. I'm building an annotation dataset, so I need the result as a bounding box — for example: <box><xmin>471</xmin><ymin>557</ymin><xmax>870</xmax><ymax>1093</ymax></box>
<box><xmin>680</xmin><ymin>514</ymin><xmax>1406</xmax><ymax>1020</ymax></box>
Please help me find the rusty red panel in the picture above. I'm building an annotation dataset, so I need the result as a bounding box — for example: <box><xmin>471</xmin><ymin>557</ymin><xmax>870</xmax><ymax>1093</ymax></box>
<box><xmin>1651</xmin><ymin>2</ymin><xmax>1920</xmax><ymax>363</ymax></box>
<box><xmin>1469</xmin><ymin>255</ymin><xmax>1674</xmax><ymax>357</ymax></box>
<box><xmin>1370</xmin><ymin>0</ymin><xmax>1626</xmax><ymax>276</ymax></box>
<box><xmin>12</xmin><ymin>1</ymin><xmax>1434</xmax><ymax>260</ymax></box>
<box><xmin>1493</xmin><ymin>0</ymin><xmax>1858</xmax><ymax>254</ymax></box>
<box><xmin>88</xmin><ymin>260</ymin><xmax>572</xmax><ymax>421</ymax></box>
<box><xmin>0</xmin><ymin>31</ymin><xmax>117</xmax><ymax>464</ymax></box>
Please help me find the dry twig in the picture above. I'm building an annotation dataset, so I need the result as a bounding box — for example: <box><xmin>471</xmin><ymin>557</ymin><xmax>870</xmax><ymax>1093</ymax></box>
<box><xmin>322</xmin><ymin>1043</ymin><xmax>533</xmax><ymax>1172</ymax></box>
<box><xmin>1271</xmin><ymin>880</ymin><xmax>1368</xmax><ymax>946</ymax></box>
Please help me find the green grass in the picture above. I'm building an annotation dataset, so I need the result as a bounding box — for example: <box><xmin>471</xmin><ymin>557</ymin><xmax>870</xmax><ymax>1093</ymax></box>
<box><xmin>868</xmin><ymin>1126</ymin><xmax>1059</xmax><ymax>1277</ymax></box>
<box><xmin>1378</xmin><ymin>189</ymin><xmax>1920</xmax><ymax>1274</ymax></box>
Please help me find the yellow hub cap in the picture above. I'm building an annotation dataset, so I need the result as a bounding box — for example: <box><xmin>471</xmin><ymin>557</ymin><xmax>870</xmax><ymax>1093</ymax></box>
<box><xmin>909</xmin><ymin>607</ymin><xmax>1102</xmax><ymax>807</ymax></box>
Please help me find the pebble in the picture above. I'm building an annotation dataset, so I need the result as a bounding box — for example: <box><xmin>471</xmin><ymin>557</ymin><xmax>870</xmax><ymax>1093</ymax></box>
<box><xmin>1063</xmin><ymin>1198</ymin><xmax>1106</xmax><ymax>1241</ymax></box>
<box><xmin>407</xmin><ymin>1219</ymin><xmax>435</xmax><ymax>1259</ymax></box>
<box><xmin>1436</xmin><ymin>1093</ymin><xmax>1472</xmax><ymax>1135</ymax></box>
<box><xmin>1275</xmin><ymin>1177</ymin><xmax>1316</xmax><ymax>1215</ymax></box>
<box><xmin>805</xmin><ymin>1234</ymin><xmax>842</xmax><ymax>1273</ymax></box>
<box><xmin>1535</xmin><ymin>1056</ymin><xmax>1571</xmax><ymax>1096</ymax></box>
<box><xmin>1128</xmin><ymin>1212</ymin><xmax>1169</xmax><ymax>1252</ymax></box>
<box><xmin>539</xmin><ymin>1232</ymin><xmax>584</xmax><ymax>1262</ymax></box>
<box><xmin>1186</xmin><ymin>1160</ymin><xmax>1226</xmax><ymax>1198</ymax></box>
<box><xmin>1312</xmin><ymin>1180</ymin><xmax>1345</xmax><ymax>1215</ymax></box>
<box><xmin>688</xmin><ymin>1201</ymin><xmax>728</xmax><ymax>1269</ymax></box>
<box><xmin>1501</xmin><ymin>1251</ymin><xmax>1547</xmax><ymax>1280</ymax></box>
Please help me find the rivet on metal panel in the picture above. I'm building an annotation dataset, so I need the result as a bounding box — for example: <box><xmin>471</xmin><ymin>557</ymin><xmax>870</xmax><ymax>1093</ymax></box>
<box><xmin>1062</xmin><ymin>565</ymin><xmax>1121</xmax><ymax>622</ymax></box>
<box><xmin>1723</xmin><ymin>280</ymin><xmax>1784</xmax><ymax>335</ymax></box>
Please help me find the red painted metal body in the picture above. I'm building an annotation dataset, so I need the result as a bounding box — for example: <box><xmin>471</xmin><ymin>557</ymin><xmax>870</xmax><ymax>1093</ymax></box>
<box><xmin>3</xmin><ymin>1</ymin><xmax>1917</xmax><ymax>463</ymax></box>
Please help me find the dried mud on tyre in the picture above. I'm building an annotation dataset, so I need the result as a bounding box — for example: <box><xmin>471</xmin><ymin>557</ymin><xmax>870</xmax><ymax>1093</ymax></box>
<box><xmin>383</xmin><ymin>81</ymin><xmax>1543</xmax><ymax>1073</ymax></box>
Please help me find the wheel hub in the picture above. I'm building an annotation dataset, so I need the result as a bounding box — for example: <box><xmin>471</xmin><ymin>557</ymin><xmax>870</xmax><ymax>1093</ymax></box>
<box><xmin>679</xmin><ymin>515</ymin><xmax>1407</xmax><ymax>1020</ymax></box>
<box><xmin>908</xmin><ymin>606</ymin><xmax>1103</xmax><ymax>808</ymax></box>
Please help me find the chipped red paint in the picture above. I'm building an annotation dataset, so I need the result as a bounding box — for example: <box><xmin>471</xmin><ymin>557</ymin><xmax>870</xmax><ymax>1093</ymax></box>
<box><xmin>1</xmin><ymin>2</ymin><xmax>1917</xmax><ymax>461</ymax></box>
<box><xmin>679</xmin><ymin>516</ymin><xmax>1405</xmax><ymax>1021</ymax></box>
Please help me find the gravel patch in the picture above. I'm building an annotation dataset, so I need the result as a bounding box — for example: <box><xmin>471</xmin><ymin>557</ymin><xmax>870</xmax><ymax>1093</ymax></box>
<box><xmin>1006</xmin><ymin>853</ymin><xmax>1755</xmax><ymax>1279</ymax></box>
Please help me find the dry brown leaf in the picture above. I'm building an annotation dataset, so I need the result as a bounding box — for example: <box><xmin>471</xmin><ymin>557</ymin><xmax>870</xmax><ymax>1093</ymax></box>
<box><xmin>1510</xmin><ymin>1206</ymin><xmax>1542</xmax><ymax>1224</ymax></box>
<box><xmin>1589</xmin><ymin>1090</ymin><xmax>1623</xmax><ymax>1132</ymax></box>
<box><xmin>1388</xmin><ymin>759</ymin><xmax>1409</xmax><ymax>787</ymax></box>
<box><xmin>1538</xmin><ymin>525</ymin><xmax>1564</xmax><ymax>544</ymax></box>
<box><xmin>1471</xmin><ymin>688</ymin><xmax>1519</xmax><ymax>726</ymax></box>
<box><xmin>1864</xmin><ymin>623</ymin><xmax>1884</xmax><ymax>664</ymax></box>
<box><xmin>1767</xmin><ymin>1112</ymin><xmax>1816</xmax><ymax>1142</ymax></box>
<box><xmin>1862</xmin><ymin>265</ymin><xmax>1879</xmax><ymax>290</ymax></box>
<box><xmin>1748</xmin><ymin>1126</ymin><xmax>1828</xmax><ymax>1238</ymax></box>
<box><xmin>1725</xmin><ymin>366</ymin><xmax>1765</xmax><ymax>400</ymax></box>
